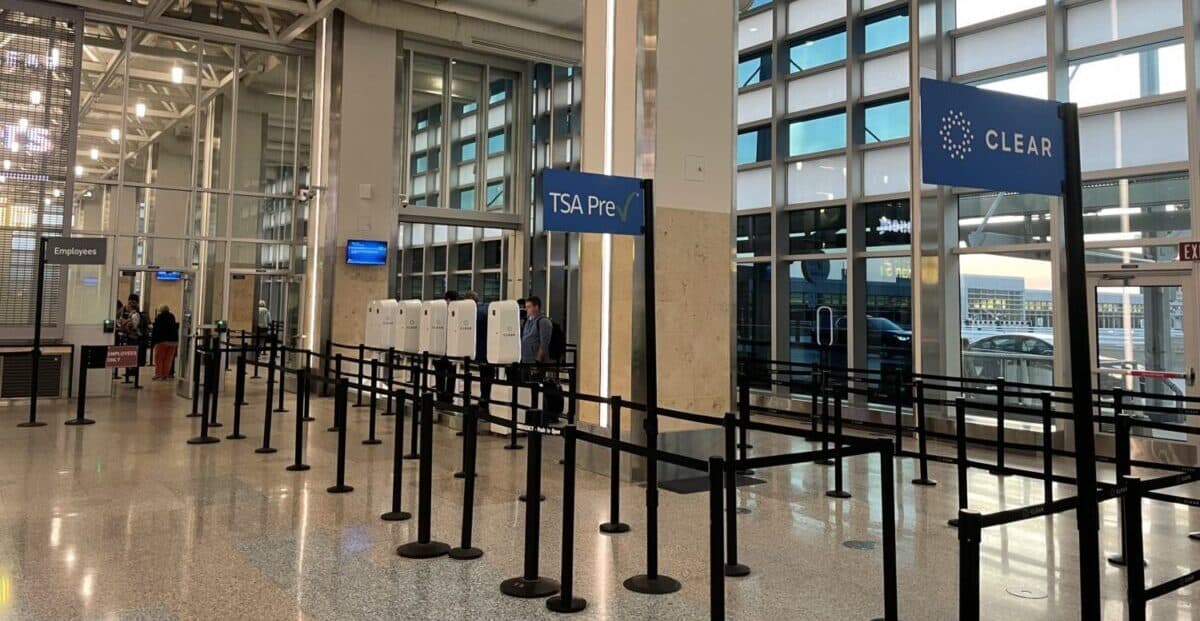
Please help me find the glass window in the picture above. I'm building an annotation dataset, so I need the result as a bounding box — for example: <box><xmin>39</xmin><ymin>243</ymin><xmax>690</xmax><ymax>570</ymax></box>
<box><xmin>788</xmin><ymin>28</ymin><xmax>847</xmax><ymax>73</ymax></box>
<box><xmin>431</xmin><ymin>246</ymin><xmax>447</xmax><ymax>272</ymax></box>
<box><xmin>454</xmin><ymin>140</ymin><xmax>476</xmax><ymax>164</ymax></box>
<box><xmin>452</xmin><ymin>188</ymin><xmax>475</xmax><ymax>210</ymax></box>
<box><xmin>864</xmin><ymin>200</ymin><xmax>911</xmax><ymax>250</ymax></box>
<box><xmin>737</xmin><ymin>126</ymin><xmax>772</xmax><ymax>165</ymax></box>
<box><xmin>958</xmin><ymin>192</ymin><xmax>1053</xmax><ymax>248</ymax></box>
<box><xmin>737</xmin><ymin>214</ymin><xmax>772</xmax><ymax>258</ymax></box>
<box><xmin>955</xmin><ymin>0</ymin><xmax>1043</xmax><ymax>28</ymax></box>
<box><xmin>487</xmin><ymin>129</ymin><xmax>506</xmax><ymax>155</ymax></box>
<box><xmin>485</xmin><ymin>180</ymin><xmax>505</xmax><ymax>209</ymax></box>
<box><xmin>1069</xmin><ymin>41</ymin><xmax>1185</xmax><ymax>108</ymax></box>
<box><xmin>960</xmin><ymin>251</ymin><xmax>1055</xmax><ymax>387</ymax></box>
<box><xmin>738</xmin><ymin>49</ymin><xmax>772</xmax><ymax>88</ymax></box>
<box><xmin>409</xmin><ymin>55</ymin><xmax>444</xmax><ymax>208</ymax></box>
<box><xmin>864</xmin><ymin>8</ymin><xmax>909</xmax><ymax>53</ymax></box>
<box><xmin>480</xmin><ymin>239</ymin><xmax>502</xmax><ymax>269</ymax></box>
<box><xmin>866</xmin><ymin>257</ymin><xmax>913</xmax><ymax>403</ymax></box>
<box><xmin>788</xmin><ymin>207</ymin><xmax>846</xmax><ymax>254</ymax></box>
<box><xmin>742</xmin><ymin>0</ymin><xmax>772</xmax><ymax>11</ymax></box>
<box><xmin>789</xmin><ymin>258</ymin><xmax>848</xmax><ymax>367</ymax></box>
<box><xmin>737</xmin><ymin>263</ymin><xmax>773</xmax><ymax>387</ymax></box>
<box><xmin>789</xmin><ymin>111</ymin><xmax>846</xmax><ymax>156</ymax></box>
<box><xmin>863</xmin><ymin>98</ymin><xmax>909</xmax><ymax>143</ymax></box>
<box><xmin>973</xmin><ymin>69</ymin><xmax>1048</xmax><ymax>100</ymax></box>
<box><xmin>1082</xmin><ymin>174</ymin><xmax>1190</xmax><ymax>244</ymax></box>
<box><xmin>449</xmin><ymin>62</ymin><xmax>482</xmax><ymax>211</ymax></box>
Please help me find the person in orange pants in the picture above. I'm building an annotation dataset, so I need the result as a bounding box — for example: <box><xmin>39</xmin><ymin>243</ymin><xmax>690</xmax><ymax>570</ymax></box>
<box><xmin>151</xmin><ymin>305</ymin><xmax>179</xmax><ymax>380</ymax></box>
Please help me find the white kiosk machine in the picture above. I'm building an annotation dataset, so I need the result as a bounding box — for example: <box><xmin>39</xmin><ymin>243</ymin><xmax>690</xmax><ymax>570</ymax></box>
<box><xmin>486</xmin><ymin>300</ymin><xmax>523</xmax><ymax>433</ymax></box>
<box><xmin>375</xmin><ymin>299</ymin><xmax>398</xmax><ymax>355</ymax></box>
<box><xmin>393</xmin><ymin>300</ymin><xmax>422</xmax><ymax>353</ymax></box>
<box><xmin>365</xmin><ymin>300</ymin><xmax>385</xmax><ymax>347</ymax></box>
<box><xmin>419</xmin><ymin>300</ymin><xmax>447</xmax><ymax>355</ymax></box>
<box><xmin>446</xmin><ymin>299</ymin><xmax>477</xmax><ymax>358</ymax></box>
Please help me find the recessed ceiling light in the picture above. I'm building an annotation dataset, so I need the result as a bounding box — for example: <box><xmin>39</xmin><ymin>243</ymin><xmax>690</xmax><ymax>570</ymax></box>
<box><xmin>171</xmin><ymin>65</ymin><xmax>183</xmax><ymax>84</ymax></box>
<box><xmin>90</xmin><ymin>147</ymin><xmax>99</xmax><ymax>160</ymax></box>
<box><xmin>135</xmin><ymin>102</ymin><xmax>146</xmax><ymax>118</ymax></box>
<box><xmin>109</xmin><ymin>127</ymin><xmax>120</xmax><ymax>141</ymax></box>
<box><xmin>30</xmin><ymin>90</ymin><xmax>42</xmax><ymax>105</ymax></box>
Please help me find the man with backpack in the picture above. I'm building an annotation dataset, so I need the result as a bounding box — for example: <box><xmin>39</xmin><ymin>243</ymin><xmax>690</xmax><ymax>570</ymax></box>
<box><xmin>521</xmin><ymin>296</ymin><xmax>567</xmax><ymax>419</ymax></box>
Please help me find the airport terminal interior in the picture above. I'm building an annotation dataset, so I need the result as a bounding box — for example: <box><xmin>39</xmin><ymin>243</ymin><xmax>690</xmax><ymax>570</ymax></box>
<box><xmin>0</xmin><ymin>0</ymin><xmax>1199</xmax><ymax>619</ymax></box>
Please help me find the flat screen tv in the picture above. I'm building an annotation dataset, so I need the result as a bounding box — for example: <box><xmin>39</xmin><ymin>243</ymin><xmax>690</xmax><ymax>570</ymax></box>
<box><xmin>156</xmin><ymin>270</ymin><xmax>182</xmax><ymax>281</ymax></box>
<box><xmin>346</xmin><ymin>239</ymin><xmax>387</xmax><ymax>266</ymax></box>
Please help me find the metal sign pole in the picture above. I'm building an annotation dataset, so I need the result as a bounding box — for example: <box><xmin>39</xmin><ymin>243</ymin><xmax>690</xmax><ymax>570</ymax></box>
<box><xmin>22</xmin><ymin>237</ymin><xmax>48</xmax><ymax>427</ymax></box>
<box><xmin>1059</xmin><ymin>102</ymin><xmax>1100</xmax><ymax>617</ymax></box>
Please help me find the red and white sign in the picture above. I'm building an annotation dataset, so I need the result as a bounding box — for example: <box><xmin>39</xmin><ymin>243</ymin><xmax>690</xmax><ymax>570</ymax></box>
<box><xmin>105</xmin><ymin>345</ymin><xmax>138</xmax><ymax>369</ymax></box>
<box><xmin>1180</xmin><ymin>241</ymin><xmax>1200</xmax><ymax>262</ymax></box>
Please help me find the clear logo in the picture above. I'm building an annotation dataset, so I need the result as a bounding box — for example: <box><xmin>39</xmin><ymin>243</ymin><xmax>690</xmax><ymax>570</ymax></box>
<box><xmin>938</xmin><ymin>109</ymin><xmax>974</xmax><ymax>161</ymax></box>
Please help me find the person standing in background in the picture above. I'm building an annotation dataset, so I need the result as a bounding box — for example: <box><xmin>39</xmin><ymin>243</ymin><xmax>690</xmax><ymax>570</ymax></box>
<box><xmin>151</xmin><ymin>305</ymin><xmax>179</xmax><ymax>380</ymax></box>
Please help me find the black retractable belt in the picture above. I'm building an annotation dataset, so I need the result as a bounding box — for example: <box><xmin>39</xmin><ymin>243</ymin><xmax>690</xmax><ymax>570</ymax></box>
<box><xmin>287</xmin><ymin>372</ymin><xmax>311</xmax><ymax>472</ymax></box>
<box><xmin>505</xmin><ymin>364</ymin><xmax>523</xmax><ymax>450</ymax></box>
<box><xmin>708</xmin><ymin>456</ymin><xmax>726</xmax><ymax>621</ymax></box>
<box><xmin>227</xmin><ymin>355</ymin><xmax>247</xmax><ymax>439</ymax></box>
<box><xmin>381</xmin><ymin>388</ymin><xmax>412</xmax><ymax>522</ymax></box>
<box><xmin>599</xmin><ymin>395</ymin><xmax>630</xmax><ymax>534</ymax></box>
<box><xmin>397</xmin><ymin>393</ymin><xmax>450</xmax><ymax>558</ymax></box>
<box><xmin>449</xmin><ymin>404</ymin><xmax>482</xmax><ymax>560</ymax></box>
<box><xmin>274</xmin><ymin>339</ymin><xmax>288</xmax><ymax>413</ymax></box>
<box><xmin>950</xmin><ymin>398</ymin><xmax>968</xmax><ymax>527</ymax></box>
<box><xmin>826</xmin><ymin>392</ymin><xmax>850</xmax><ymax>499</ymax></box>
<box><xmin>327</xmin><ymin>378</ymin><xmax>353</xmax><ymax>494</ymax></box>
<box><xmin>404</xmin><ymin>358</ymin><xmax>420</xmax><ymax>460</ymax></box>
<box><xmin>364</xmin><ymin>358</ymin><xmax>381</xmax><ymax>445</ymax></box>
<box><xmin>354</xmin><ymin>344</ymin><xmax>366</xmax><ymax>407</ymax></box>
<box><xmin>546</xmin><ymin>424</ymin><xmax>586</xmax><ymax>613</ymax></box>
<box><xmin>383</xmin><ymin>347</ymin><xmax>396</xmax><ymax>416</ymax></box>
<box><xmin>500</xmin><ymin>410</ymin><xmax>559</xmax><ymax>598</ymax></box>
<box><xmin>187</xmin><ymin>351</ymin><xmax>220</xmax><ymax>445</ymax></box>
<box><xmin>722</xmin><ymin>414</ymin><xmax>749</xmax><ymax>577</ymax></box>
<box><xmin>912</xmin><ymin>380</ymin><xmax>936</xmax><ymax>486</ymax></box>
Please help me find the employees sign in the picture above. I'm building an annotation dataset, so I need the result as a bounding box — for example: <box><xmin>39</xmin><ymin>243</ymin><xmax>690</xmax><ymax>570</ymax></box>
<box><xmin>542</xmin><ymin>169</ymin><xmax>645</xmax><ymax>236</ymax></box>
<box><xmin>45</xmin><ymin>237</ymin><xmax>107</xmax><ymax>265</ymax></box>
<box><xmin>920</xmin><ymin>78</ymin><xmax>1066</xmax><ymax>196</ymax></box>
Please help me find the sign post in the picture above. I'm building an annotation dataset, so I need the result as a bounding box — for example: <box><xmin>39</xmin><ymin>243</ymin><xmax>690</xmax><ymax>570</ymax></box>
<box><xmin>920</xmin><ymin>78</ymin><xmax>1099</xmax><ymax>617</ymax></box>
<box><xmin>25</xmin><ymin>237</ymin><xmax>107</xmax><ymax>427</ymax></box>
<box><xmin>542</xmin><ymin>169</ymin><xmax>679</xmax><ymax>595</ymax></box>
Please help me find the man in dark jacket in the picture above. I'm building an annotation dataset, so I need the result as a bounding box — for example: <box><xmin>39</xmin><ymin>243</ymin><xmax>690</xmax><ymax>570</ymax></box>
<box><xmin>151</xmin><ymin>305</ymin><xmax>179</xmax><ymax>380</ymax></box>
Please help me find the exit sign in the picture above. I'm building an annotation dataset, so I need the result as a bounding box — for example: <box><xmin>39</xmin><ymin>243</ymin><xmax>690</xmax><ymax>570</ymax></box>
<box><xmin>1181</xmin><ymin>241</ymin><xmax>1200</xmax><ymax>261</ymax></box>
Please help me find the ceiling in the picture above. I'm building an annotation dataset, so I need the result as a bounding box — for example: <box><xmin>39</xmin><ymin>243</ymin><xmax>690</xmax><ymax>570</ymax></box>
<box><xmin>419</xmin><ymin>0</ymin><xmax>584</xmax><ymax>40</ymax></box>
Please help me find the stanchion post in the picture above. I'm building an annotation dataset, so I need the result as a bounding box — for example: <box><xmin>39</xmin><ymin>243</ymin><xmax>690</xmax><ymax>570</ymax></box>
<box><xmin>384</xmin><ymin>347</ymin><xmax>396</xmax><ymax>415</ymax></box>
<box><xmin>878</xmin><ymin>440</ymin><xmax>899</xmax><ymax>621</ymax></box>
<box><xmin>826</xmin><ymin>392</ymin><xmax>850</xmax><ymax>499</ymax></box>
<box><xmin>327</xmin><ymin>378</ymin><xmax>353</xmax><ymax>493</ymax></box>
<box><xmin>450</xmin><ymin>404</ymin><xmax>483</xmax><ymax>559</ymax></box>
<box><xmin>722</xmin><ymin>413</ymin><xmax>750</xmax><ymax>576</ymax></box>
<box><xmin>957</xmin><ymin>510</ymin><xmax>982</xmax><ymax>621</ymax></box>
<box><xmin>500</xmin><ymin>411</ymin><xmax>559</xmax><ymax>598</ymax></box>
<box><xmin>364</xmin><ymin>358</ymin><xmax>381</xmax><ymax>445</ymax></box>
<box><xmin>329</xmin><ymin>353</ymin><xmax>344</xmax><ymax>432</ymax></box>
<box><xmin>995</xmin><ymin>377</ymin><xmax>1007</xmax><ymax>474</ymax></box>
<box><xmin>354</xmin><ymin>344</ymin><xmax>366</xmax><ymax>407</ymax></box>
<box><xmin>1109</xmin><ymin>414</ymin><xmax>1133</xmax><ymax>566</ymax></box>
<box><xmin>816</xmin><ymin>371</ymin><xmax>833</xmax><ymax>466</ymax></box>
<box><xmin>912</xmin><ymin>379</ymin><xmax>936</xmax><ymax>485</ymax></box>
<box><xmin>187</xmin><ymin>351</ymin><xmax>219</xmax><ymax>445</ymax></box>
<box><xmin>736</xmin><ymin>379</ymin><xmax>754</xmax><ymax>476</ymax></box>
<box><xmin>708</xmin><ymin>456</ymin><xmax>726</xmax><ymax>621</ymax></box>
<box><xmin>189</xmin><ymin>343</ymin><xmax>203</xmax><ymax>417</ymax></box>
<box><xmin>1123</xmin><ymin>476</ymin><xmax>1146</xmax><ymax>621</ymax></box>
<box><xmin>397</xmin><ymin>393</ymin><xmax>450</xmax><ymax>558</ymax></box>
<box><xmin>505</xmin><ymin>364</ymin><xmax>523</xmax><ymax>450</ymax></box>
<box><xmin>599</xmin><ymin>395</ymin><xmax>630</xmax><ymax>534</ymax></box>
<box><xmin>207</xmin><ymin>338</ymin><xmax>222</xmax><ymax>429</ymax></box>
<box><xmin>227</xmin><ymin>355</ymin><xmax>247</xmax><ymax>439</ymax></box>
<box><xmin>951</xmin><ymin>398</ymin><xmax>968</xmax><ymax>527</ymax></box>
<box><xmin>321</xmin><ymin>339</ymin><xmax>332</xmax><ymax>394</ymax></box>
<box><xmin>256</xmin><ymin>344</ymin><xmax>278</xmax><ymax>454</ymax></box>
<box><xmin>67</xmin><ymin>352</ymin><xmax>95</xmax><ymax>425</ymax></box>
<box><xmin>403</xmin><ymin>357</ymin><xmax>420</xmax><ymax>459</ymax></box>
<box><xmin>381</xmin><ymin>389</ymin><xmax>412</xmax><ymax>522</ymax></box>
<box><xmin>1041</xmin><ymin>392</ymin><xmax>1053</xmax><ymax>504</ymax></box>
<box><xmin>286</xmin><ymin>372</ymin><xmax>310</xmax><ymax>472</ymax></box>
<box><xmin>274</xmin><ymin>338</ymin><xmax>287</xmax><ymax>413</ymax></box>
<box><xmin>547</xmin><ymin>424</ymin><xmax>586</xmax><ymax>612</ymax></box>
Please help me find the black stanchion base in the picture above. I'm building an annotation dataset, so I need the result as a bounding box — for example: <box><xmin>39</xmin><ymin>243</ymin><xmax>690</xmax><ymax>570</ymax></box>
<box><xmin>208</xmin><ymin>421</ymin><xmax>223</xmax><ymax>428</ymax></box>
<box><xmin>255</xmin><ymin>447</ymin><xmax>278</xmax><ymax>454</ymax></box>
<box><xmin>274</xmin><ymin>408</ymin><xmax>289</xmax><ymax>413</ymax></box>
<box><xmin>302</xmin><ymin>416</ymin><xmax>315</xmax><ymax>422</ymax></box>
<box><xmin>186</xmin><ymin>412</ymin><xmax>203</xmax><ymax>418</ymax></box>
<box><xmin>826</xmin><ymin>490</ymin><xmax>852</xmax><ymax>499</ymax></box>
<box><xmin>1189</xmin><ymin>532</ymin><xmax>1200</xmax><ymax>541</ymax></box>
<box><xmin>448</xmin><ymin>546</ymin><xmax>483</xmax><ymax>560</ymax></box>
<box><xmin>362</xmin><ymin>439</ymin><xmax>382</xmax><ymax>445</ymax></box>
<box><xmin>240</xmin><ymin>401</ymin><xmax>250</xmax><ymax>406</ymax></box>
<box><xmin>546</xmin><ymin>595</ymin><xmax>587</xmax><ymax>613</ymax></box>
<box><xmin>353</xmin><ymin>403</ymin><xmax>368</xmax><ymax>408</ymax></box>
<box><xmin>328</xmin><ymin>426</ymin><xmax>338</xmax><ymax>432</ymax></box>
<box><xmin>456</xmin><ymin>431</ymin><xmax>464</xmax><ymax>436</ymax></box>
<box><xmin>286</xmin><ymin>464</ymin><xmax>311</xmax><ymax>471</ymax></box>
<box><xmin>225</xmin><ymin>433</ymin><xmax>246</xmax><ymax>440</ymax></box>
<box><xmin>453</xmin><ymin>471</ymin><xmax>465</xmax><ymax>479</ymax></box>
<box><xmin>382</xmin><ymin>411</ymin><xmax>396</xmax><ymax>417</ymax></box>
<box><xmin>599</xmin><ymin>522</ymin><xmax>631</xmax><ymax>534</ymax></box>
<box><xmin>724</xmin><ymin>563</ymin><xmax>751</xmax><ymax>578</ymax></box>
<box><xmin>381</xmin><ymin>510</ymin><xmax>412</xmax><ymax>522</ymax></box>
<box><xmin>622</xmin><ymin>574</ymin><xmax>681</xmax><ymax>595</ymax></box>
<box><xmin>187</xmin><ymin>436</ymin><xmax>220</xmax><ymax>445</ymax></box>
<box><xmin>500</xmin><ymin>576</ymin><xmax>560</xmax><ymax>598</ymax></box>
<box><xmin>519</xmin><ymin>494</ymin><xmax>546</xmax><ymax>502</ymax></box>
<box><xmin>65</xmin><ymin>418</ymin><xmax>96</xmax><ymax>426</ymax></box>
<box><xmin>814</xmin><ymin>459</ymin><xmax>835</xmax><ymax>466</ymax></box>
<box><xmin>504</xmin><ymin>444</ymin><xmax>524</xmax><ymax>451</ymax></box>
<box><xmin>736</xmin><ymin>507</ymin><xmax>751</xmax><ymax>515</ymax></box>
<box><xmin>737</xmin><ymin>443</ymin><xmax>753</xmax><ymax>450</ymax></box>
<box><xmin>1106</xmin><ymin>554</ymin><xmax>1147</xmax><ymax>567</ymax></box>
<box><xmin>947</xmin><ymin>518</ymin><xmax>959</xmax><ymax>528</ymax></box>
<box><xmin>326</xmin><ymin>484</ymin><xmax>354</xmax><ymax>494</ymax></box>
<box><xmin>403</xmin><ymin>453</ymin><xmax>419</xmax><ymax>460</ymax></box>
<box><xmin>736</xmin><ymin>469</ymin><xmax>755</xmax><ymax>476</ymax></box>
<box><xmin>397</xmin><ymin>540</ymin><xmax>450</xmax><ymax>559</ymax></box>
<box><xmin>17</xmin><ymin>421</ymin><xmax>47</xmax><ymax>428</ymax></box>
<box><xmin>911</xmin><ymin>478</ymin><xmax>938</xmax><ymax>486</ymax></box>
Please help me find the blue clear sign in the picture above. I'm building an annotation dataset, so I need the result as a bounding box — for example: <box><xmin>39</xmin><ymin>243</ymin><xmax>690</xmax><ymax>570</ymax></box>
<box><xmin>920</xmin><ymin>78</ymin><xmax>1065</xmax><ymax>196</ymax></box>
<box><xmin>542</xmin><ymin>169</ymin><xmax>645</xmax><ymax>236</ymax></box>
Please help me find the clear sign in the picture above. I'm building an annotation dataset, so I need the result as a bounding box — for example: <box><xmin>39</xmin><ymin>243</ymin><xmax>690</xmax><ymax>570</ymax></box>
<box><xmin>45</xmin><ymin>237</ymin><xmax>107</xmax><ymax>265</ymax></box>
<box><xmin>542</xmin><ymin>169</ymin><xmax>645</xmax><ymax>236</ymax></box>
<box><xmin>920</xmin><ymin>78</ymin><xmax>1066</xmax><ymax>196</ymax></box>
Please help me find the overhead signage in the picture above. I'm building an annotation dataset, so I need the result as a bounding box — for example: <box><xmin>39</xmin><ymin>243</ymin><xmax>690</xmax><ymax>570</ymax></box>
<box><xmin>45</xmin><ymin>237</ymin><xmax>106</xmax><ymax>265</ymax></box>
<box><xmin>920</xmin><ymin>78</ymin><xmax>1066</xmax><ymax>196</ymax></box>
<box><xmin>542</xmin><ymin>169</ymin><xmax>645</xmax><ymax>236</ymax></box>
<box><xmin>1180</xmin><ymin>241</ymin><xmax>1200</xmax><ymax>262</ymax></box>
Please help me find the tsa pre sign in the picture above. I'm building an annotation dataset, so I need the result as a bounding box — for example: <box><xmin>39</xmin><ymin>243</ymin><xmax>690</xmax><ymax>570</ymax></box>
<box><xmin>542</xmin><ymin>169</ymin><xmax>645</xmax><ymax>236</ymax></box>
<box><xmin>920</xmin><ymin>78</ymin><xmax>1066</xmax><ymax>196</ymax></box>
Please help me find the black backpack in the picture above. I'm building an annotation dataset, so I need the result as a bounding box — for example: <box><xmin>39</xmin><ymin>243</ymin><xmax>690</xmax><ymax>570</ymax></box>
<box><xmin>546</xmin><ymin>317</ymin><xmax>566</xmax><ymax>362</ymax></box>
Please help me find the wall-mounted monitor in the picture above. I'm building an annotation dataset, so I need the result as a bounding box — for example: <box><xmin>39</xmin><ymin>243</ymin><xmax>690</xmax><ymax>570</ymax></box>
<box><xmin>155</xmin><ymin>270</ymin><xmax>182</xmax><ymax>281</ymax></box>
<box><xmin>346</xmin><ymin>239</ymin><xmax>388</xmax><ymax>266</ymax></box>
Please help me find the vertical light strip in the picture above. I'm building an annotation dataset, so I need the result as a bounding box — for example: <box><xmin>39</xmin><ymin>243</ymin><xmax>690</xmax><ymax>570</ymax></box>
<box><xmin>306</xmin><ymin>18</ymin><xmax>327</xmax><ymax>349</ymax></box>
<box><xmin>598</xmin><ymin>0</ymin><xmax>616</xmax><ymax>427</ymax></box>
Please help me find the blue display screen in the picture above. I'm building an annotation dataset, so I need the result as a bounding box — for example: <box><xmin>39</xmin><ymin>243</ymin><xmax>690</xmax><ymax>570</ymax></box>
<box><xmin>346</xmin><ymin>239</ymin><xmax>388</xmax><ymax>266</ymax></box>
<box><xmin>156</xmin><ymin>270</ymin><xmax>181</xmax><ymax>281</ymax></box>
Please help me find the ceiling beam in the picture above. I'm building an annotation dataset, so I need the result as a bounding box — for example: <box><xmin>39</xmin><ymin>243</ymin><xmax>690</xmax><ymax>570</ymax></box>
<box><xmin>144</xmin><ymin>0</ymin><xmax>174</xmax><ymax>22</ymax></box>
<box><xmin>277</xmin><ymin>0</ymin><xmax>340</xmax><ymax>44</ymax></box>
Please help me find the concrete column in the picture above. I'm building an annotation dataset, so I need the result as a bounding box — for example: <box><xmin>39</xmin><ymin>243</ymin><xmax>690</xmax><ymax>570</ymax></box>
<box><xmin>577</xmin><ymin>0</ymin><xmax>734</xmax><ymax>439</ymax></box>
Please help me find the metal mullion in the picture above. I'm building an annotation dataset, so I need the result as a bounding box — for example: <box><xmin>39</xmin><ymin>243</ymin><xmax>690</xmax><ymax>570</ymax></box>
<box><xmin>1184</xmin><ymin>0</ymin><xmax>1200</xmax><ymax>247</ymax></box>
<box><xmin>291</xmin><ymin>53</ymin><xmax>302</xmax><ymax>244</ymax></box>
<box><xmin>953</xmin><ymin>242</ymin><xmax>1053</xmax><ymax>255</ymax></box>
<box><xmin>1047</xmin><ymin>0</ymin><xmax>1070</xmax><ymax>389</ymax></box>
<box><xmin>475</xmin><ymin>63</ymin><xmax>487</xmax><ymax>213</ymax></box>
<box><xmin>846</xmin><ymin>0</ymin><xmax>866</xmax><ymax>379</ymax></box>
<box><xmin>220</xmin><ymin>42</ymin><xmax>241</xmax><ymax>327</ymax></box>
<box><xmin>440</xmin><ymin>57</ymin><xmax>452</xmax><ymax>209</ymax></box>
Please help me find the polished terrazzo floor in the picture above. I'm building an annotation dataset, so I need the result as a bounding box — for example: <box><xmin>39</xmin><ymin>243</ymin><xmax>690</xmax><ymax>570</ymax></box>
<box><xmin>0</xmin><ymin>369</ymin><xmax>1197</xmax><ymax>620</ymax></box>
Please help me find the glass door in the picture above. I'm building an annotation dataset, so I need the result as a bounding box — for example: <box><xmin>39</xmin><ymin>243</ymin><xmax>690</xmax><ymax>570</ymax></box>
<box><xmin>1089</xmin><ymin>273</ymin><xmax>1196</xmax><ymax>441</ymax></box>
